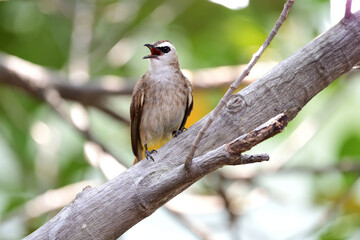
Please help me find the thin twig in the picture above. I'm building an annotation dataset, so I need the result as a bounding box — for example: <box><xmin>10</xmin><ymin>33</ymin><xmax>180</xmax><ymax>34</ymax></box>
<box><xmin>42</xmin><ymin>88</ymin><xmax>126</xmax><ymax>166</ymax></box>
<box><xmin>68</xmin><ymin>0</ymin><xmax>95</xmax><ymax>84</ymax></box>
<box><xmin>184</xmin><ymin>0</ymin><xmax>295</xmax><ymax>172</ymax></box>
<box><xmin>220</xmin><ymin>160</ymin><xmax>360</xmax><ymax>180</ymax></box>
<box><xmin>278</xmin><ymin>161</ymin><xmax>360</xmax><ymax>175</ymax></box>
<box><xmin>164</xmin><ymin>207</ymin><xmax>214</xmax><ymax>240</ymax></box>
<box><xmin>216</xmin><ymin>173</ymin><xmax>237</xmax><ymax>224</ymax></box>
<box><xmin>92</xmin><ymin>103</ymin><xmax>130</xmax><ymax>124</ymax></box>
<box><xmin>345</xmin><ymin>0</ymin><xmax>353</xmax><ymax>19</ymax></box>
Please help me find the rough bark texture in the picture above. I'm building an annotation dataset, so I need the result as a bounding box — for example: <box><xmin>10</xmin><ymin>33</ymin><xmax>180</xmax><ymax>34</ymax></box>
<box><xmin>23</xmin><ymin>12</ymin><xmax>360</xmax><ymax>240</ymax></box>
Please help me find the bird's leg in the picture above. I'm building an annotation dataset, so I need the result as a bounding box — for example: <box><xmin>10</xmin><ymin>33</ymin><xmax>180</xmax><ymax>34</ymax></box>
<box><xmin>145</xmin><ymin>143</ymin><xmax>157</xmax><ymax>161</ymax></box>
<box><xmin>173</xmin><ymin>127</ymin><xmax>187</xmax><ymax>137</ymax></box>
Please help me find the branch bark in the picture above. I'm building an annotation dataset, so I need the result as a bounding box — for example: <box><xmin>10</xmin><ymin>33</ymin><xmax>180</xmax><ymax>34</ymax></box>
<box><xmin>24</xmin><ymin>11</ymin><xmax>360</xmax><ymax>240</ymax></box>
<box><xmin>185</xmin><ymin>0</ymin><xmax>294</xmax><ymax>170</ymax></box>
<box><xmin>24</xmin><ymin>113</ymin><xmax>286</xmax><ymax>240</ymax></box>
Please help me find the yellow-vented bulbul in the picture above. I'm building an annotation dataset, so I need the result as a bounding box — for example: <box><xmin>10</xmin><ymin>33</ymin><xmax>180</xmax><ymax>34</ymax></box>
<box><xmin>130</xmin><ymin>40</ymin><xmax>193</xmax><ymax>164</ymax></box>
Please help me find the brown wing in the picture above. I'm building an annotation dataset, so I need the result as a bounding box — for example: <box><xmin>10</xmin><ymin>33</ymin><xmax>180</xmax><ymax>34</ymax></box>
<box><xmin>178</xmin><ymin>79</ymin><xmax>193</xmax><ymax>131</ymax></box>
<box><xmin>130</xmin><ymin>80</ymin><xmax>146</xmax><ymax>162</ymax></box>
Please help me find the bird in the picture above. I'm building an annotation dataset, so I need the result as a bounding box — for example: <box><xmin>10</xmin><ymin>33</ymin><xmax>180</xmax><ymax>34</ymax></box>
<box><xmin>130</xmin><ymin>40</ymin><xmax>193</xmax><ymax>164</ymax></box>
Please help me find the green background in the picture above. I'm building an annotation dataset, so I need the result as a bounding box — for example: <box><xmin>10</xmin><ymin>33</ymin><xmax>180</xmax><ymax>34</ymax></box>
<box><xmin>0</xmin><ymin>0</ymin><xmax>359</xmax><ymax>239</ymax></box>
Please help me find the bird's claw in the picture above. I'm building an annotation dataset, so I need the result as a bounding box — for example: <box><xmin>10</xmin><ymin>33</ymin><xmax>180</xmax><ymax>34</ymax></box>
<box><xmin>145</xmin><ymin>144</ymin><xmax>157</xmax><ymax>161</ymax></box>
<box><xmin>173</xmin><ymin>127</ymin><xmax>187</xmax><ymax>137</ymax></box>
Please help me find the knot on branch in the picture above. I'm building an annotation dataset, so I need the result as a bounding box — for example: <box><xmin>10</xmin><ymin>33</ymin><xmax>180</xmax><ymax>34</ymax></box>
<box><xmin>226</xmin><ymin>94</ymin><xmax>246</xmax><ymax>114</ymax></box>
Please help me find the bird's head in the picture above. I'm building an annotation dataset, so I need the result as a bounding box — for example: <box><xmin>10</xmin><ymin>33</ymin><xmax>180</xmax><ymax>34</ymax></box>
<box><xmin>143</xmin><ymin>40</ymin><xmax>179</xmax><ymax>68</ymax></box>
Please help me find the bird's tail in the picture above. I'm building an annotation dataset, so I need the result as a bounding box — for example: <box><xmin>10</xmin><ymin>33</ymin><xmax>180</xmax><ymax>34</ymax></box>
<box><xmin>132</xmin><ymin>143</ymin><xmax>143</xmax><ymax>165</ymax></box>
<box><xmin>132</xmin><ymin>157</ymin><xmax>140</xmax><ymax>165</ymax></box>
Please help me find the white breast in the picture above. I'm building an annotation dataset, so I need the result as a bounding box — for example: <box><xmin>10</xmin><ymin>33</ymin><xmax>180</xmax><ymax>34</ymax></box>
<box><xmin>140</xmin><ymin>70</ymin><xmax>188</xmax><ymax>146</ymax></box>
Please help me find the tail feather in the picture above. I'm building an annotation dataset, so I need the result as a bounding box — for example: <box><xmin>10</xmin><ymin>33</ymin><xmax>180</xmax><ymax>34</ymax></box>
<box><xmin>132</xmin><ymin>157</ymin><xmax>140</xmax><ymax>165</ymax></box>
<box><xmin>132</xmin><ymin>143</ymin><xmax>143</xmax><ymax>165</ymax></box>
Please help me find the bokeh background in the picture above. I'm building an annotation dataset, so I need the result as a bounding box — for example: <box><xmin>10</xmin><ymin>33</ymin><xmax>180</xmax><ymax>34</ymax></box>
<box><xmin>0</xmin><ymin>0</ymin><xmax>360</xmax><ymax>239</ymax></box>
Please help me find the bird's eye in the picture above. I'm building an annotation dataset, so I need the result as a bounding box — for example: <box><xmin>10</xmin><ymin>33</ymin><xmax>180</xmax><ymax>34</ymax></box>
<box><xmin>159</xmin><ymin>46</ymin><xmax>171</xmax><ymax>53</ymax></box>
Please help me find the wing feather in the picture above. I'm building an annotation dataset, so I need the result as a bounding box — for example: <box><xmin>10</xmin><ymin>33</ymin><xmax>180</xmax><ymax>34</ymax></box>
<box><xmin>130</xmin><ymin>81</ymin><xmax>146</xmax><ymax>161</ymax></box>
<box><xmin>178</xmin><ymin>79</ymin><xmax>193</xmax><ymax>131</ymax></box>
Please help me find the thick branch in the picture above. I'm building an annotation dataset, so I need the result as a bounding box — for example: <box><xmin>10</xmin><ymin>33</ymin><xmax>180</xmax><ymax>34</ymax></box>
<box><xmin>25</xmin><ymin>113</ymin><xmax>285</xmax><ymax>240</ymax></box>
<box><xmin>24</xmin><ymin>11</ymin><xmax>360</xmax><ymax>240</ymax></box>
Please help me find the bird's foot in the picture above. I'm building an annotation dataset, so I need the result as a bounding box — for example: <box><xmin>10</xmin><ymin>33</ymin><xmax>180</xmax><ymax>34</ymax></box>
<box><xmin>145</xmin><ymin>149</ymin><xmax>157</xmax><ymax>161</ymax></box>
<box><xmin>173</xmin><ymin>127</ymin><xmax>187</xmax><ymax>137</ymax></box>
<box><xmin>145</xmin><ymin>144</ymin><xmax>157</xmax><ymax>161</ymax></box>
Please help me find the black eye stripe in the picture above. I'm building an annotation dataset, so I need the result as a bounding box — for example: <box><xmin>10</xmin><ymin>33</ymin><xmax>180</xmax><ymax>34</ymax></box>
<box><xmin>158</xmin><ymin>46</ymin><xmax>171</xmax><ymax>53</ymax></box>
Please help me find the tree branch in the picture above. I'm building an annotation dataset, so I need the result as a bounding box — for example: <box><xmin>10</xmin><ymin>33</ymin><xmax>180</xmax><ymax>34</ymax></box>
<box><xmin>41</xmin><ymin>88</ymin><xmax>127</xmax><ymax>166</ymax></box>
<box><xmin>185</xmin><ymin>0</ymin><xmax>295</xmax><ymax>171</ymax></box>
<box><xmin>23</xmin><ymin>10</ymin><xmax>360</xmax><ymax>240</ymax></box>
<box><xmin>345</xmin><ymin>0</ymin><xmax>353</xmax><ymax>19</ymax></box>
<box><xmin>0</xmin><ymin>53</ymin><xmax>273</xmax><ymax>125</ymax></box>
<box><xmin>0</xmin><ymin>51</ymin><xmax>275</xmax><ymax>95</ymax></box>
<box><xmin>0</xmin><ymin>53</ymin><xmax>132</xmax><ymax>124</ymax></box>
<box><xmin>25</xmin><ymin>112</ymin><xmax>286</xmax><ymax>240</ymax></box>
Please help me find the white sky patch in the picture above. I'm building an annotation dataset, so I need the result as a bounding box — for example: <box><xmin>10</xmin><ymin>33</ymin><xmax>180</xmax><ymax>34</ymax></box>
<box><xmin>331</xmin><ymin>0</ymin><xmax>360</xmax><ymax>24</ymax></box>
<box><xmin>209</xmin><ymin>0</ymin><xmax>249</xmax><ymax>10</ymax></box>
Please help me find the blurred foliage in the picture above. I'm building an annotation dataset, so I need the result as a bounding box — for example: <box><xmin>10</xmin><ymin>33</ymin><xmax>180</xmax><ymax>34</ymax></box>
<box><xmin>0</xmin><ymin>0</ymin><xmax>359</xmax><ymax>239</ymax></box>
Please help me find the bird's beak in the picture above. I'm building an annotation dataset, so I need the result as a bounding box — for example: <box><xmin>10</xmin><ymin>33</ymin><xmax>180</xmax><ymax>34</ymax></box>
<box><xmin>143</xmin><ymin>44</ymin><xmax>162</xmax><ymax>59</ymax></box>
